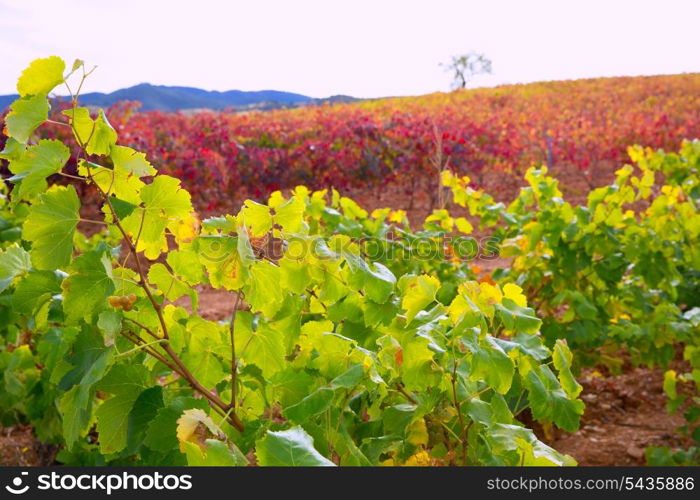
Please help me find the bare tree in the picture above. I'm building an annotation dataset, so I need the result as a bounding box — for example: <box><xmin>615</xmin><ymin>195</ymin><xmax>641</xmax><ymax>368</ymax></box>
<box><xmin>442</xmin><ymin>52</ymin><xmax>492</xmax><ymax>89</ymax></box>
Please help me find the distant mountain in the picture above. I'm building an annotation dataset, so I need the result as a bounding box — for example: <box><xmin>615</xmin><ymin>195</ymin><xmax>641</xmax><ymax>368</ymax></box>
<box><xmin>0</xmin><ymin>83</ymin><xmax>360</xmax><ymax>112</ymax></box>
<box><xmin>0</xmin><ymin>94</ymin><xmax>18</xmax><ymax>110</ymax></box>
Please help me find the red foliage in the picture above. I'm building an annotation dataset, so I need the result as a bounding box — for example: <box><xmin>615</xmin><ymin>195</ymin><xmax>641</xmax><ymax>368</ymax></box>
<box><xmin>3</xmin><ymin>74</ymin><xmax>699</xmax><ymax>211</ymax></box>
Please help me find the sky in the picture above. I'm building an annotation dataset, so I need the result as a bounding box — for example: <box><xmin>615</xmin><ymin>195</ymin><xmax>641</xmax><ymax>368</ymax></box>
<box><xmin>0</xmin><ymin>0</ymin><xmax>698</xmax><ymax>98</ymax></box>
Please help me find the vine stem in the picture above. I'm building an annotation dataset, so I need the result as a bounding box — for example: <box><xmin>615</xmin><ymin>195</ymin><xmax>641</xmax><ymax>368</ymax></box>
<box><xmin>228</xmin><ymin>293</ymin><xmax>242</xmax><ymax>410</ymax></box>
<box><xmin>120</xmin><ymin>330</ymin><xmax>180</xmax><ymax>374</ymax></box>
<box><xmin>45</xmin><ymin>119</ymin><xmax>70</xmax><ymax>128</ymax></box>
<box><xmin>115</xmin><ymin>338</ymin><xmax>168</xmax><ymax>359</ymax></box>
<box><xmin>395</xmin><ymin>382</ymin><xmax>417</xmax><ymax>405</ymax></box>
<box><xmin>451</xmin><ymin>361</ymin><xmax>469</xmax><ymax>465</ymax></box>
<box><xmin>79</xmin><ymin>218</ymin><xmax>108</xmax><ymax>225</ymax></box>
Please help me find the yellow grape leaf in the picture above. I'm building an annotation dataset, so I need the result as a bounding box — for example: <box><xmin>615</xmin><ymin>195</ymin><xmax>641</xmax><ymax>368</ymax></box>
<box><xmin>169</xmin><ymin>212</ymin><xmax>201</xmax><ymax>244</ymax></box>
<box><xmin>503</xmin><ymin>283</ymin><xmax>527</xmax><ymax>307</ymax></box>
<box><xmin>17</xmin><ymin>56</ymin><xmax>65</xmax><ymax>97</ymax></box>
<box><xmin>176</xmin><ymin>408</ymin><xmax>224</xmax><ymax>452</ymax></box>
<box><xmin>403</xmin><ymin>450</ymin><xmax>433</xmax><ymax>466</ymax></box>
<box><xmin>407</xmin><ymin>418</ymin><xmax>429</xmax><ymax>446</ymax></box>
<box><xmin>455</xmin><ymin>217</ymin><xmax>473</xmax><ymax>234</ymax></box>
<box><xmin>240</xmin><ymin>200</ymin><xmax>272</xmax><ymax>237</ymax></box>
<box><xmin>399</xmin><ymin>274</ymin><xmax>441</xmax><ymax>322</ymax></box>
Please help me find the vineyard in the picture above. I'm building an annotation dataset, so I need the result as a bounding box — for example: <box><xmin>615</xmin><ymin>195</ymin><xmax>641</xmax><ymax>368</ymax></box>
<box><xmin>4</xmin><ymin>72</ymin><xmax>699</xmax><ymax>215</ymax></box>
<box><xmin>0</xmin><ymin>57</ymin><xmax>698</xmax><ymax>467</ymax></box>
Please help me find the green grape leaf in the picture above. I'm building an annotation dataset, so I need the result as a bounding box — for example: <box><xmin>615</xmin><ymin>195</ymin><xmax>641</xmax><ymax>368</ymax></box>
<box><xmin>316</xmin><ymin>262</ymin><xmax>348</xmax><ymax>305</ymax></box>
<box><xmin>363</xmin><ymin>299</ymin><xmax>397</xmax><ymax>328</ymax></box>
<box><xmin>0</xmin><ymin>137</ymin><xmax>27</xmax><ymax>161</ymax></box>
<box><xmin>12</xmin><ymin>270</ymin><xmax>62</xmax><ymax>325</ymax></box>
<box><xmin>509</xmin><ymin>332</ymin><xmax>551</xmax><ymax>361</ymax></box>
<box><xmin>495</xmin><ymin>298</ymin><xmax>542</xmax><ymax>334</ymax></box>
<box><xmin>126</xmin><ymin>386</ymin><xmax>164</xmax><ymax>453</ymax></box>
<box><xmin>364</xmin><ymin>262</ymin><xmax>396</xmax><ymax>304</ymax></box>
<box><xmin>61</xmin><ymin>247</ymin><xmax>114</xmax><ymax>324</ymax></box>
<box><xmin>236</xmin><ymin>317</ymin><xmax>286</xmax><ymax>378</ymax></box>
<box><xmin>201</xmin><ymin>216</ymin><xmax>236</xmax><ymax>232</ymax></box>
<box><xmin>8</xmin><ymin>139</ymin><xmax>70</xmax><ymax>202</ymax></box>
<box><xmin>63</xmin><ymin>108</ymin><xmax>117</xmax><ymax>155</ymax></box>
<box><xmin>3</xmin><ymin>345</ymin><xmax>38</xmax><ymax>395</ymax></box>
<box><xmin>183</xmin><ymin>350</ymin><xmax>226</xmax><ymax>390</ymax></box>
<box><xmin>148</xmin><ymin>262</ymin><xmax>198</xmax><ymax>311</ymax></box>
<box><xmin>110</xmin><ymin>197</ymin><xmax>137</xmax><ymax>220</ymax></box>
<box><xmin>256</xmin><ymin>426</ymin><xmax>335</xmax><ymax>466</ymax></box>
<box><xmin>144</xmin><ymin>397</ymin><xmax>209</xmax><ymax>453</ymax></box>
<box><xmin>79</xmin><ymin>160</ymin><xmax>145</xmax><ymax>205</ymax></box>
<box><xmin>97</xmin><ymin>310</ymin><xmax>121</xmax><ymax>346</ymax></box>
<box><xmin>110</xmin><ymin>145</ymin><xmax>156</xmax><ymax>177</ymax></box>
<box><xmin>330</xmin><ymin>364</ymin><xmax>364</xmax><ymax>389</ymax></box>
<box><xmin>58</xmin><ymin>327</ymin><xmax>113</xmax><ymax>394</ymax></box>
<box><xmin>140</xmin><ymin>175</ymin><xmax>193</xmax><ymax>217</ymax></box>
<box><xmin>341</xmin><ymin>250</ymin><xmax>395</xmax><ymax>303</ymax></box>
<box><xmin>382</xmin><ymin>403</ymin><xmax>416</xmax><ymax>437</ymax></box>
<box><xmin>279</xmin><ymin>257</ymin><xmax>312</xmax><ymax>294</ymax></box>
<box><xmin>95</xmin><ymin>390</ymin><xmax>142</xmax><ymax>454</ymax></box>
<box><xmin>57</xmin><ymin>337</ymin><xmax>112</xmax><ymax>449</ymax></box>
<box><xmin>5</xmin><ymin>95</ymin><xmax>50</xmax><ymax>144</ymax></box>
<box><xmin>282</xmin><ymin>387</ymin><xmax>334</xmax><ymax>424</ymax></box>
<box><xmin>196</xmin><ymin>236</ymin><xmax>246</xmax><ymax>290</ymax></box>
<box><xmin>23</xmin><ymin>185</ymin><xmax>80</xmax><ymax>270</ymax></box>
<box><xmin>58</xmin><ymin>385</ymin><xmax>94</xmax><ymax>449</ymax></box>
<box><xmin>552</xmin><ymin>339</ymin><xmax>582</xmax><ymax>398</ymax></box>
<box><xmin>182</xmin><ymin>439</ymin><xmax>248</xmax><ymax>466</ymax></box>
<box><xmin>94</xmin><ymin>365</ymin><xmax>151</xmax><ymax>454</ymax></box>
<box><xmin>246</xmin><ymin>260</ymin><xmax>285</xmax><ymax>317</ymax></box>
<box><xmin>121</xmin><ymin>209</ymin><xmax>167</xmax><ymax>259</ymax></box>
<box><xmin>270</xmin><ymin>368</ymin><xmax>316</xmax><ymax>407</ymax></box>
<box><xmin>0</xmin><ymin>245</ymin><xmax>32</xmax><ymax>292</ymax></box>
<box><xmin>118</xmin><ymin>176</ymin><xmax>192</xmax><ymax>259</ymax></box>
<box><xmin>469</xmin><ymin>335</ymin><xmax>515</xmax><ymax>394</ymax></box>
<box><xmin>97</xmin><ymin>364</ymin><xmax>150</xmax><ymax>397</ymax></box>
<box><xmin>489</xmin><ymin>423</ymin><xmax>576</xmax><ymax>466</ymax></box>
<box><xmin>40</xmin><ymin>333</ymin><xmax>71</xmax><ymax>383</ymax></box>
<box><xmin>167</xmin><ymin>249</ymin><xmax>205</xmax><ymax>284</ymax></box>
<box><xmin>16</xmin><ymin>56</ymin><xmax>65</xmax><ymax>96</ymax></box>
<box><xmin>401</xmin><ymin>333</ymin><xmax>440</xmax><ymax>391</ymax></box>
<box><xmin>398</xmin><ymin>274</ymin><xmax>440</xmax><ymax>322</ymax></box>
<box><xmin>524</xmin><ymin>365</ymin><xmax>584</xmax><ymax>432</ymax></box>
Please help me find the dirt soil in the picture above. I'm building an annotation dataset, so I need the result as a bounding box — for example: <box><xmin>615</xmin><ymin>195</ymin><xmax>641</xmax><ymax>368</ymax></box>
<box><xmin>549</xmin><ymin>366</ymin><xmax>688</xmax><ymax>465</ymax></box>
<box><xmin>0</xmin><ymin>425</ymin><xmax>56</xmax><ymax>466</ymax></box>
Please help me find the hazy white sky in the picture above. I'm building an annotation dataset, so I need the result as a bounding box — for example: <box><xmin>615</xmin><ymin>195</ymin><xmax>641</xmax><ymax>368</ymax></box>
<box><xmin>0</xmin><ymin>0</ymin><xmax>698</xmax><ymax>98</ymax></box>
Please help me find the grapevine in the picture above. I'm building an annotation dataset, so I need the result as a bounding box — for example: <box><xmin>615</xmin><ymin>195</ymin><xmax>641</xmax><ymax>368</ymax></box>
<box><xmin>0</xmin><ymin>57</ymin><xmax>584</xmax><ymax>466</ymax></box>
<box><xmin>1</xmin><ymin>57</ymin><xmax>698</xmax><ymax>466</ymax></box>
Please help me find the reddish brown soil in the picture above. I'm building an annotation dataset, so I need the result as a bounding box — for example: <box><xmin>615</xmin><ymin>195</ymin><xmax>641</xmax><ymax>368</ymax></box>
<box><xmin>549</xmin><ymin>366</ymin><xmax>688</xmax><ymax>465</ymax></box>
<box><xmin>0</xmin><ymin>425</ymin><xmax>56</xmax><ymax>466</ymax></box>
